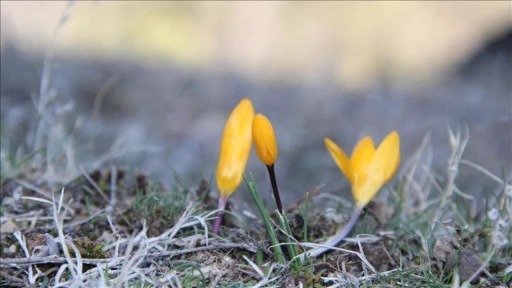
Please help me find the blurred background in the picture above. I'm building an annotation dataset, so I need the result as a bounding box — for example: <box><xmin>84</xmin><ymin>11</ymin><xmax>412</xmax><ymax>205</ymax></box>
<box><xmin>1</xmin><ymin>1</ymin><xmax>511</xmax><ymax>210</ymax></box>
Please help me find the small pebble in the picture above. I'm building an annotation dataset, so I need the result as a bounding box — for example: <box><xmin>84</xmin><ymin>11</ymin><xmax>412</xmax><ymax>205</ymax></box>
<box><xmin>458</xmin><ymin>248</ymin><xmax>481</xmax><ymax>283</ymax></box>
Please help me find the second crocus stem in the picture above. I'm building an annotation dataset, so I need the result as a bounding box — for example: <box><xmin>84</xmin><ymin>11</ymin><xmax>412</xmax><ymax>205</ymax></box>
<box><xmin>306</xmin><ymin>205</ymin><xmax>363</xmax><ymax>258</ymax></box>
<box><xmin>266</xmin><ymin>164</ymin><xmax>283</xmax><ymax>214</ymax></box>
<box><xmin>213</xmin><ymin>197</ymin><xmax>227</xmax><ymax>234</ymax></box>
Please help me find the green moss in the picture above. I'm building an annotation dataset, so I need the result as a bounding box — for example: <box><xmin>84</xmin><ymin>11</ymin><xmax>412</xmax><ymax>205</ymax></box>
<box><xmin>75</xmin><ymin>238</ymin><xmax>108</xmax><ymax>259</ymax></box>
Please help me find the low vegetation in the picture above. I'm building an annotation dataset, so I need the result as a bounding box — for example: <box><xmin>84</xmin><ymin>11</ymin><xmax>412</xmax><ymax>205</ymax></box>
<box><xmin>1</xmin><ymin>8</ymin><xmax>510</xmax><ymax>285</ymax></box>
<box><xmin>1</xmin><ymin>97</ymin><xmax>510</xmax><ymax>287</ymax></box>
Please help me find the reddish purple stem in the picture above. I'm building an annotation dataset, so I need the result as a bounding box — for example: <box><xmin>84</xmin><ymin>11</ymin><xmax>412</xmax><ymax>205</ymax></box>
<box><xmin>213</xmin><ymin>197</ymin><xmax>227</xmax><ymax>234</ymax></box>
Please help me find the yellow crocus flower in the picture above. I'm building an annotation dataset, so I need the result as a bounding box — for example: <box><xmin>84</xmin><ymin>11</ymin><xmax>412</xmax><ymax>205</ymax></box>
<box><xmin>214</xmin><ymin>98</ymin><xmax>254</xmax><ymax>234</ymax></box>
<box><xmin>252</xmin><ymin>114</ymin><xmax>278</xmax><ymax>166</ymax></box>
<box><xmin>216</xmin><ymin>98</ymin><xmax>255</xmax><ymax>198</ymax></box>
<box><xmin>305</xmin><ymin>131</ymin><xmax>400</xmax><ymax>258</ymax></box>
<box><xmin>324</xmin><ymin>131</ymin><xmax>400</xmax><ymax>208</ymax></box>
<box><xmin>252</xmin><ymin>113</ymin><xmax>283</xmax><ymax>214</ymax></box>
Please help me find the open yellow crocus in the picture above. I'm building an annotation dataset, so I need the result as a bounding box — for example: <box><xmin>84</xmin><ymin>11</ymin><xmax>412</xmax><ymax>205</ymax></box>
<box><xmin>307</xmin><ymin>131</ymin><xmax>400</xmax><ymax>258</ymax></box>
<box><xmin>214</xmin><ymin>98</ymin><xmax>255</xmax><ymax>233</ymax></box>
<box><xmin>324</xmin><ymin>131</ymin><xmax>400</xmax><ymax>208</ymax></box>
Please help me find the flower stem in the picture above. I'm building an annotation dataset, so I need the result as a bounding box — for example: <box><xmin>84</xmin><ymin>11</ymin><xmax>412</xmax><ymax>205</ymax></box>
<box><xmin>266</xmin><ymin>164</ymin><xmax>283</xmax><ymax>214</ymax></box>
<box><xmin>213</xmin><ymin>197</ymin><xmax>227</xmax><ymax>234</ymax></box>
<box><xmin>307</xmin><ymin>205</ymin><xmax>363</xmax><ymax>258</ymax></box>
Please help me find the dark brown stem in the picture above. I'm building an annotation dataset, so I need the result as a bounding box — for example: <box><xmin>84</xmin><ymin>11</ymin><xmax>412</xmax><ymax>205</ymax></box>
<box><xmin>266</xmin><ymin>164</ymin><xmax>283</xmax><ymax>214</ymax></box>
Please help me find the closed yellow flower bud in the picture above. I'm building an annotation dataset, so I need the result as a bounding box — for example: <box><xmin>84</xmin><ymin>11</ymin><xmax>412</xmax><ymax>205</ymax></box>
<box><xmin>252</xmin><ymin>114</ymin><xmax>278</xmax><ymax>166</ymax></box>
<box><xmin>216</xmin><ymin>98</ymin><xmax>255</xmax><ymax>199</ymax></box>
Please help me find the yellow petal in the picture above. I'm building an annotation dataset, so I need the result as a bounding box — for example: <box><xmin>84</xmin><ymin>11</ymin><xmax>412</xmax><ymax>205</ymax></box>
<box><xmin>355</xmin><ymin>131</ymin><xmax>400</xmax><ymax>207</ymax></box>
<box><xmin>216</xmin><ymin>98</ymin><xmax>255</xmax><ymax>198</ymax></box>
<box><xmin>351</xmin><ymin>136</ymin><xmax>375</xmax><ymax>170</ymax></box>
<box><xmin>350</xmin><ymin>136</ymin><xmax>375</xmax><ymax>201</ymax></box>
<box><xmin>372</xmin><ymin>131</ymin><xmax>400</xmax><ymax>183</ymax></box>
<box><xmin>353</xmin><ymin>180</ymin><xmax>382</xmax><ymax>208</ymax></box>
<box><xmin>324</xmin><ymin>137</ymin><xmax>353</xmax><ymax>184</ymax></box>
<box><xmin>350</xmin><ymin>136</ymin><xmax>375</xmax><ymax>194</ymax></box>
<box><xmin>252</xmin><ymin>114</ymin><xmax>278</xmax><ymax>166</ymax></box>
